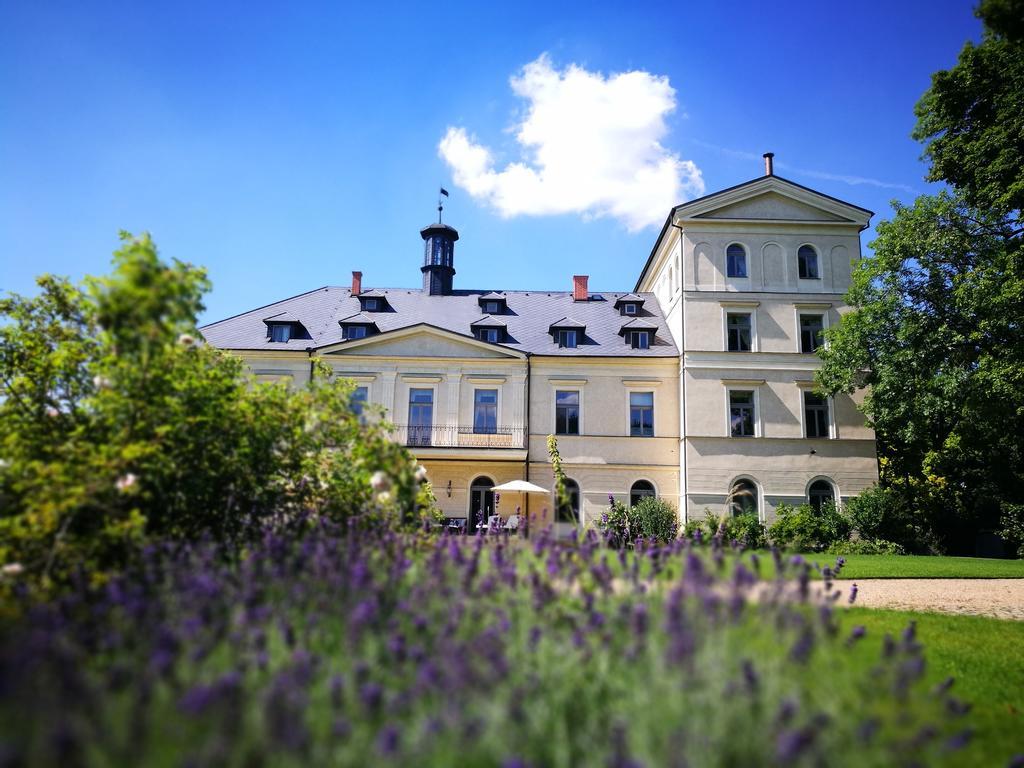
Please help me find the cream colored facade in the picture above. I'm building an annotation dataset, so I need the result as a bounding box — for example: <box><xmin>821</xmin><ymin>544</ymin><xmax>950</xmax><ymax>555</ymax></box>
<box><xmin>635</xmin><ymin>173</ymin><xmax>878</xmax><ymax>521</ymax></box>
<box><xmin>212</xmin><ymin>166</ymin><xmax>879</xmax><ymax>529</ymax></box>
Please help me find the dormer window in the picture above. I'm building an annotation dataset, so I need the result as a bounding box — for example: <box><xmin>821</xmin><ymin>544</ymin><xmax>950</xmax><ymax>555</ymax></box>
<box><xmin>549</xmin><ymin>317</ymin><xmax>586</xmax><ymax>349</ymax></box>
<box><xmin>356</xmin><ymin>291</ymin><xmax>388</xmax><ymax>312</ymax></box>
<box><xmin>478</xmin><ymin>327</ymin><xmax>501</xmax><ymax>343</ymax></box>
<box><xmin>339</xmin><ymin>312</ymin><xmax>378</xmax><ymax>341</ymax></box>
<box><xmin>478</xmin><ymin>293</ymin><xmax>507</xmax><ymax>315</ymax></box>
<box><xmin>262</xmin><ymin>312</ymin><xmax>308</xmax><ymax>343</ymax></box>
<box><xmin>269</xmin><ymin>324</ymin><xmax>292</xmax><ymax>343</ymax></box>
<box><xmin>343</xmin><ymin>325</ymin><xmax>368</xmax><ymax>340</ymax></box>
<box><xmin>614</xmin><ymin>294</ymin><xmax>646</xmax><ymax>317</ymax></box>
<box><xmin>629</xmin><ymin>331</ymin><xmax>650</xmax><ymax>349</ymax></box>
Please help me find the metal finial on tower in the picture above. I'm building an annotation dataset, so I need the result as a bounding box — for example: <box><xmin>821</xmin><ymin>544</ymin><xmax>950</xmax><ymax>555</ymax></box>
<box><xmin>438</xmin><ymin>186</ymin><xmax>449</xmax><ymax>223</ymax></box>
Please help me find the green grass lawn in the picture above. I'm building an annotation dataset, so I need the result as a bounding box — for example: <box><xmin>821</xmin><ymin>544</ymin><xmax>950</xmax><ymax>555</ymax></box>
<box><xmin>800</xmin><ymin>553</ymin><xmax>1024</xmax><ymax>579</ymax></box>
<box><xmin>839</xmin><ymin>608</ymin><xmax>1024</xmax><ymax>766</ymax></box>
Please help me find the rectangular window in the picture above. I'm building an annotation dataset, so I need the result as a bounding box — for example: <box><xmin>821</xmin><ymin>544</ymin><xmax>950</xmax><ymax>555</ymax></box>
<box><xmin>473</xmin><ymin>389</ymin><xmax>498</xmax><ymax>434</ymax></box>
<box><xmin>344</xmin><ymin>325</ymin><xmax>368</xmax><ymax>340</ymax></box>
<box><xmin>269</xmin><ymin>324</ymin><xmax>291</xmax><ymax>342</ymax></box>
<box><xmin>800</xmin><ymin>314</ymin><xmax>824</xmax><ymax>353</ymax></box>
<box><xmin>727</xmin><ymin>313</ymin><xmax>752</xmax><ymax>352</ymax></box>
<box><xmin>555</xmin><ymin>390</ymin><xmax>580</xmax><ymax>435</ymax></box>
<box><xmin>629</xmin><ymin>391</ymin><xmax>654</xmax><ymax>437</ymax></box>
<box><xmin>363</xmin><ymin>298</ymin><xmax>379</xmax><ymax>311</ymax></box>
<box><xmin>624</xmin><ymin>303</ymin><xmax>637</xmax><ymax>315</ymax></box>
<box><xmin>804</xmin><ymin>392</ymin><xmax>830</xmax><ymax>438</ymax></box>
<box><xmin>730</xmin><ymin>391</ymin><xmax>756</xmax><ymax>437</ymax></box>
<box><xmin>557</xmin><ymin>329</ymin><xmax>578</xmax><ymax>348</ymax></box>
<box><xmin>484</xmin><ymin>301</ymin><xmax>500</xmax><ymax>314</ymax></box>
<box><xmin>478</xmin><ymin>328</ymin><xmax>500</xmax><ymax>343</ymax></box>
<box><xmin>408</xmin><ymin>388</ymin><xmax>433</xmax><ymax>446</ymax></box>
<box><xmin>630</xmin><ymin>331</ymin><xmax>650</xmax><ymax>349</ymax></box>
<box><xmin>352</xmin><ymin>386</ymin><xmax>368</xmax><ymax>419</ymax></box>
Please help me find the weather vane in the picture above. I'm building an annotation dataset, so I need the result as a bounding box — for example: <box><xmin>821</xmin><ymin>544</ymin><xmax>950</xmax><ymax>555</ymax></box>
<box><xmin>438</xmin><ymin>186</ymin><xmax>449</xmax><ymax>223</ymax></box>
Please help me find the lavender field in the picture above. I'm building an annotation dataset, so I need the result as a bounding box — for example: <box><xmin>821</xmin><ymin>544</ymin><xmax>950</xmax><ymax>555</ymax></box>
<box><xmin>0</xmin><ymin>521</ymin><xmax>979</xmax><ymax>768</ymax></box>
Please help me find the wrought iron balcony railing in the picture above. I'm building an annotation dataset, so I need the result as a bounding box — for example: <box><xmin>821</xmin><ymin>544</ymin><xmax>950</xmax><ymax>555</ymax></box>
<box><xmin>389</xmin><ymin>424</ymin><xmax>526</xmax><ymax>449</ymax></box>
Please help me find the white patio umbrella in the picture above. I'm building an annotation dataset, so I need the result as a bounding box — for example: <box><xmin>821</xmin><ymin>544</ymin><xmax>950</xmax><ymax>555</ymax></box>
<box><xmin>490</xmin><ymin>480</ymin><xmax>550</xmax><ymax>534</ymax></box>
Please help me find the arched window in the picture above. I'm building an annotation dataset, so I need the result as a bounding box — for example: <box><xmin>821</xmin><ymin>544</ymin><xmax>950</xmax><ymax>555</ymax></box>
<box><xmin>729</xmin><ymin>479</ymin><xmax>758</xmax><ymax>517</ymax></box>
<box><xmin>798</xmin><ymin>245</ymin><xmax>820</xmax><ymax>280</ymax></box>
<box><xmin>726</xmin><ymin>243</ymin><xmax>747</xmax><ymax>278</ymax></box>
<box><xmin>630</xmin><ymin>480</ymin><xmax>656</xmax><ymax>507</ymax></box>
<box><xmin>469</xmin><ymin>476</ymin><xmax>495</xmax><ymax>533</ymax></box>
<box><xmin>557</xmin><ymin>479</ymin><xmax>581</xmax><ymax>523</ymax></box>
<box><xmin>808</xmin><ymin>479</ymin><xmax>835</xmax><ymax>512</ymax></box>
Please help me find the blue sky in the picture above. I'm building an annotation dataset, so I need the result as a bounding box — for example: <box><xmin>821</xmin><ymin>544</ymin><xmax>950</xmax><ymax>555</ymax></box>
<box><xmin>1</xmin><ymin>0</ymin><xmax>980</xmax><ymax>324</ymax></box>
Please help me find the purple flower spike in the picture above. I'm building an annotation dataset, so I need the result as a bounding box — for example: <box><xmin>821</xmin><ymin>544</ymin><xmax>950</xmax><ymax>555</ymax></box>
<box><xmin>848</xmin><ymin>583</ymin><xmax>859</xmax><ymax>604</ymax></box>
<box><xmin>776</xmin><ymin>728</ymin><xmax>815</xmax><ymax>762</ymax></box>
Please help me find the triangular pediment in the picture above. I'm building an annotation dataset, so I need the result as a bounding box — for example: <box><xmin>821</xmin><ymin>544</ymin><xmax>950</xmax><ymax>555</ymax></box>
<box><xmin>694</xmin><ymin>191</ymin><xmax>850</xmax><ymax>222</ymax></box>
<box><xmin>317</xmin><ymin>323</ymin><xmax>525</xmax><ymax>359</ymax></box>
<box><xmin>674</xmin><ymin>176</ymin><xmax>872</xmax><ymax>227</ymax></box>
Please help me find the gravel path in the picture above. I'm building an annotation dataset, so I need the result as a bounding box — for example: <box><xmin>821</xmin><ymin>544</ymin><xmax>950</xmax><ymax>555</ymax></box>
<box><xmin>845</xmin><ymin>579</ymin><xmax>1024</xmax><ymax>620</ymax></box>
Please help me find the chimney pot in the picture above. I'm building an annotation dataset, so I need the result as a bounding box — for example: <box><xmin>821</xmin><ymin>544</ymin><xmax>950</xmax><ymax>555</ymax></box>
<box><xmin>763</xmin><ymin>152</ymin><xmax>775</xmax><ymax>176</ymax></box>
<box><xmin>573</xmin><ymin>275</ymin><xmax>589</xmax><ymax>301</ymax></box>
<box><xmin>351</xmin><ymin>271</ymin><xmax>362</xmax><ymax>295</ymax></box>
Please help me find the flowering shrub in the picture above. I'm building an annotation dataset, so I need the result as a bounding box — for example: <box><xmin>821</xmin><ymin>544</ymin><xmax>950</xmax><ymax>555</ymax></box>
<box><xmin>686</xmin><ymin>509</ymin><xmax>767</xmax><ymax>549</ymax></box>
<box><xmin>0</xmin><ymin>522</ymin><xmax>975</xmax><ymax>766</ymax></box>
<box><xmin>599</xmin><ymin>496</ymin><xmax>678</xmax><ymax>547</ymax></box>
<box><xmin>0</xmin><ymin>234</ymin><xmax>426</xmax><ymax>593</ymax></box>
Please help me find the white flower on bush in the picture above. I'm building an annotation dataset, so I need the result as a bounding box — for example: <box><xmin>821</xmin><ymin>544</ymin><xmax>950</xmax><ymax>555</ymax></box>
<box><xmin>92</xmin><ymin>375</ymin><xmax>112</xmax><ymax>390</ymax></box>
<box><xmin>0</xmin><ymin>459</ymin><xmax>8</xmax><ymax>470</ymax></box>
<box><xmin>177</xmin><ymin>333</ymin><xmax>195</xmax><ymax>347</ymax></box>
<box><xmin>1</xmin><ymin>563</ymin><xmax>24</xmax><ymax>577</ymax></box>
<box><xmin>414</xmin><ymin>465</ymin><xmax>428</xmax><ymax>483</ymax></box>
<box><xmin>115</xmin><ymin>473</ymin><xmax>138</xmax><ymax>493</ymax></box>
<box><xmin>45</xmin><ymin>406</ymin><xmax>59</xmax><ymax>418</ymax></box>
<box><xmin>370</xmin><ymin>471</ymin><xmax>391</xmax><ymax>492</ymax></box>
<box><xmin>376</xmin><ymin>491</ymin><xmax>392</xmax><ymax>505</ymax></box>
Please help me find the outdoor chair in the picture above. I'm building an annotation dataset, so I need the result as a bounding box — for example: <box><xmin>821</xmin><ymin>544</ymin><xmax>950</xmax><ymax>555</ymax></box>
<box><xmin>477</xmin><ymin>514</ymin><xmax>502</xmax><ymax>535</ymax></box>
<box><xmin>503</xmin><ymin>514</ymin><xmax>520</xmax><ymax>536</ymax></box>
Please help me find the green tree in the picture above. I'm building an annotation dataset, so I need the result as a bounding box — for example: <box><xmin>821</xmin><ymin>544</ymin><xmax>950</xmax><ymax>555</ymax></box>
<box><xmin>0</xmin><ymin>233</ymin><xmax>421</xmax><ymax>591</ymax></box>
<box><xmin>913</xmin><ymin>0</ymin><xmax>1024</xmax><ymax>218</ymax></box>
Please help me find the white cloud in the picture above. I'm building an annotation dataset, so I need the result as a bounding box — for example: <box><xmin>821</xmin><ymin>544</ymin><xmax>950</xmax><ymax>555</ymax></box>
<box><xmin>439</xmin><ymin>54</ymin><xmax>703</xmax><ymax>232</ymax></box>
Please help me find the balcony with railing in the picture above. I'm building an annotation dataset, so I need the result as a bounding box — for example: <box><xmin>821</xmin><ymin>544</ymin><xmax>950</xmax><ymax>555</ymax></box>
<box><xmin>390</xmin><ymin>424</ymin><xmax>527</xmax><ymax>450</ymax></box>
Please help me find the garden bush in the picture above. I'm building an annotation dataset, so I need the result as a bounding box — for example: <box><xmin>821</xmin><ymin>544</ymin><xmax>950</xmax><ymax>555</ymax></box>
<box><xmin>0</xmin><ymin>234</ymin><xmax>428</xmax><ymax>593</ymax></box>
<box><xmin>768</xmin><ymin>502</ymin><xmax>852</xmax><ymax>552</ymax></box>
<box><xmin>598</xmin><ymin>496</ymin><xmax>678</xmax><ymax>546</ymax></box>
<box><xmin>0</xmin><ymin>524</ymin><xmax>977</xmax><ymax>766</ymax></box>
<box><xmin>685</xmin><ymin>509</ymin><xmax>766</xmax><ymax>550</ymax></box>
<box><xmin>828</xmin><ymin>538</ymin><xmax>907</xmax><ymax>556</ymax></box>
<box><xmin>842</xmin><ymin>485</ymin><xmax>940</xmax><ymax>554</ymax></box>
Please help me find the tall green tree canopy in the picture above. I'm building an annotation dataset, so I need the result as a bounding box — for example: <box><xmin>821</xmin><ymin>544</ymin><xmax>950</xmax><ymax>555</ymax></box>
<box><xmin>819</xmin><ymin>0</ymin><xmax>1024</xmax><ymax>552</ymax></box>
<box><xmin>913</xmin><ymin>0</ymin><xmax>1024</xmax><ymax>219</ymax></box>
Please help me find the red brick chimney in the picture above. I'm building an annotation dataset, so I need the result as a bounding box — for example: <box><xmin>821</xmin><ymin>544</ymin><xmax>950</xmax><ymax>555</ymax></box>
<box><xmin>573</xmin><ymin>275</ymin><xmax>589</xmax><ymax>301</ymax></box>
<box><xmin>763</xmin><ymin>152</ymin><xmax>775</xmax><ymax>176</ymax></box>
<box><xmin>351</xmin><ymin>271</ymin><xmax>362</xmax><ymax>295</ymax></box>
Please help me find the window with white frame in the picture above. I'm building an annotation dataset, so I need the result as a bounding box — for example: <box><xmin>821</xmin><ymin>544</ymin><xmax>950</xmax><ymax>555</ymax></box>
<box><xmin>729</xmin><ymin>390</ymin><xmax>756</xmax><ymax>437</ymax></box>
<box><xmin>800</xmin><ymin>314</ymin><xmax>824</xmax><ymax>353</ymax></box>
<box><xmin>630</xmin><ymin>480</ymin><xmax>656</xmax><ymax>506</ymax></box>
<box><xmin>726</xmin><ymin>243</ymin><xmax>747</xmax><ymax>278</ymax></box>
<box><xmin>269</xmin><ymin>324</ymin><xmax>292</xmax><ymax>342</ymax></box>
<box><xmin>473</xmin><ymin>389</ymin><xmax>498</xmax><ymax>434</ymax></box>
<box><xmin>727</xmin><ymin>313</ymin><xmax>752</xmax><ymax>352</ymax></box>
<box><xmin>623</xmin><ymin>303</ymin><xmax>638</xmax><ymax>315</ymax></box>
<box><xmin>351</xmin><ymin>386</ymin><xmax>368</xmax><ymax>419</ymax></box>
<box><xmin>484</xmin><ymin>301</ymin><xmax>500</xmax><ymax>314</ymax></box>
<box><xmin>729</xmin><ymin>479</ymin><xmax>758</xmax><ymax>517</ymax></box>
<box><xmin>798</xmin><ymin>245</ymin><xmax>820</xmax><ymax>279</ymax></box>
<box><xmin>555</xmin><ymin>390</ymin><xmax>580</xmax><ymax>435</ymax></box>
<box><xmin>557</xmin><ymin>329</ymin><xmax>578</xmax><ymax>348</ymax></box>
<box><xmin>629</xmin><ymin>392</ymin><xmax>654</xmax><ymax>436</ymax></box>
<box><xmin>630</xmin><ymin>330</ymin><xmax>650</xmax><ymax>350</ymax></box>
<box><xmin>477</xmin><ymin>327</ymin><xmax>501</xmax><ymax>343</ymax></box>
<box><xmin>363</xmin><ymin>298</ymin><xmax>379</xmax><ymax>311</ymax></box>
<box><xmin>804</xmin><ymin>392</ymin><xmax>830</xmax><ymax>438</ymax></box>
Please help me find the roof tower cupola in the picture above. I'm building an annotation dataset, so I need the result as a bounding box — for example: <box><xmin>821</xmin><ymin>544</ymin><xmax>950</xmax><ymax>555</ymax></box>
<box><xmin>420</xmin><ymin>189</ymin><xmax>458</xmax><ymax>295</ymax></box>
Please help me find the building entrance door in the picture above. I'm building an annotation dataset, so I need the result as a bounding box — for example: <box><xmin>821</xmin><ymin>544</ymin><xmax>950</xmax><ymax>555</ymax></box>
<box><xmin>469</xmin><ymin>476</ymin><xmax>495</xmax><ymax>534</ymax></box>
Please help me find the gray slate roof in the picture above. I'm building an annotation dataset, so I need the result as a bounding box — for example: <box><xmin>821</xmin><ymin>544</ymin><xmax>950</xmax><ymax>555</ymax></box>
<box><xmin>201</xmin><ymin>286</ymin><xmax>677</xmax><ymax>357</ymax></box>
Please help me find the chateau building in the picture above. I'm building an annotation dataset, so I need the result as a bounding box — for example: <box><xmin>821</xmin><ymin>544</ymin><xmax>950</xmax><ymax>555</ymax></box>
<box><xmin>200</xmin><ymin>156</ymin><xmax>877</xmax><ymax>528</ymax></box>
